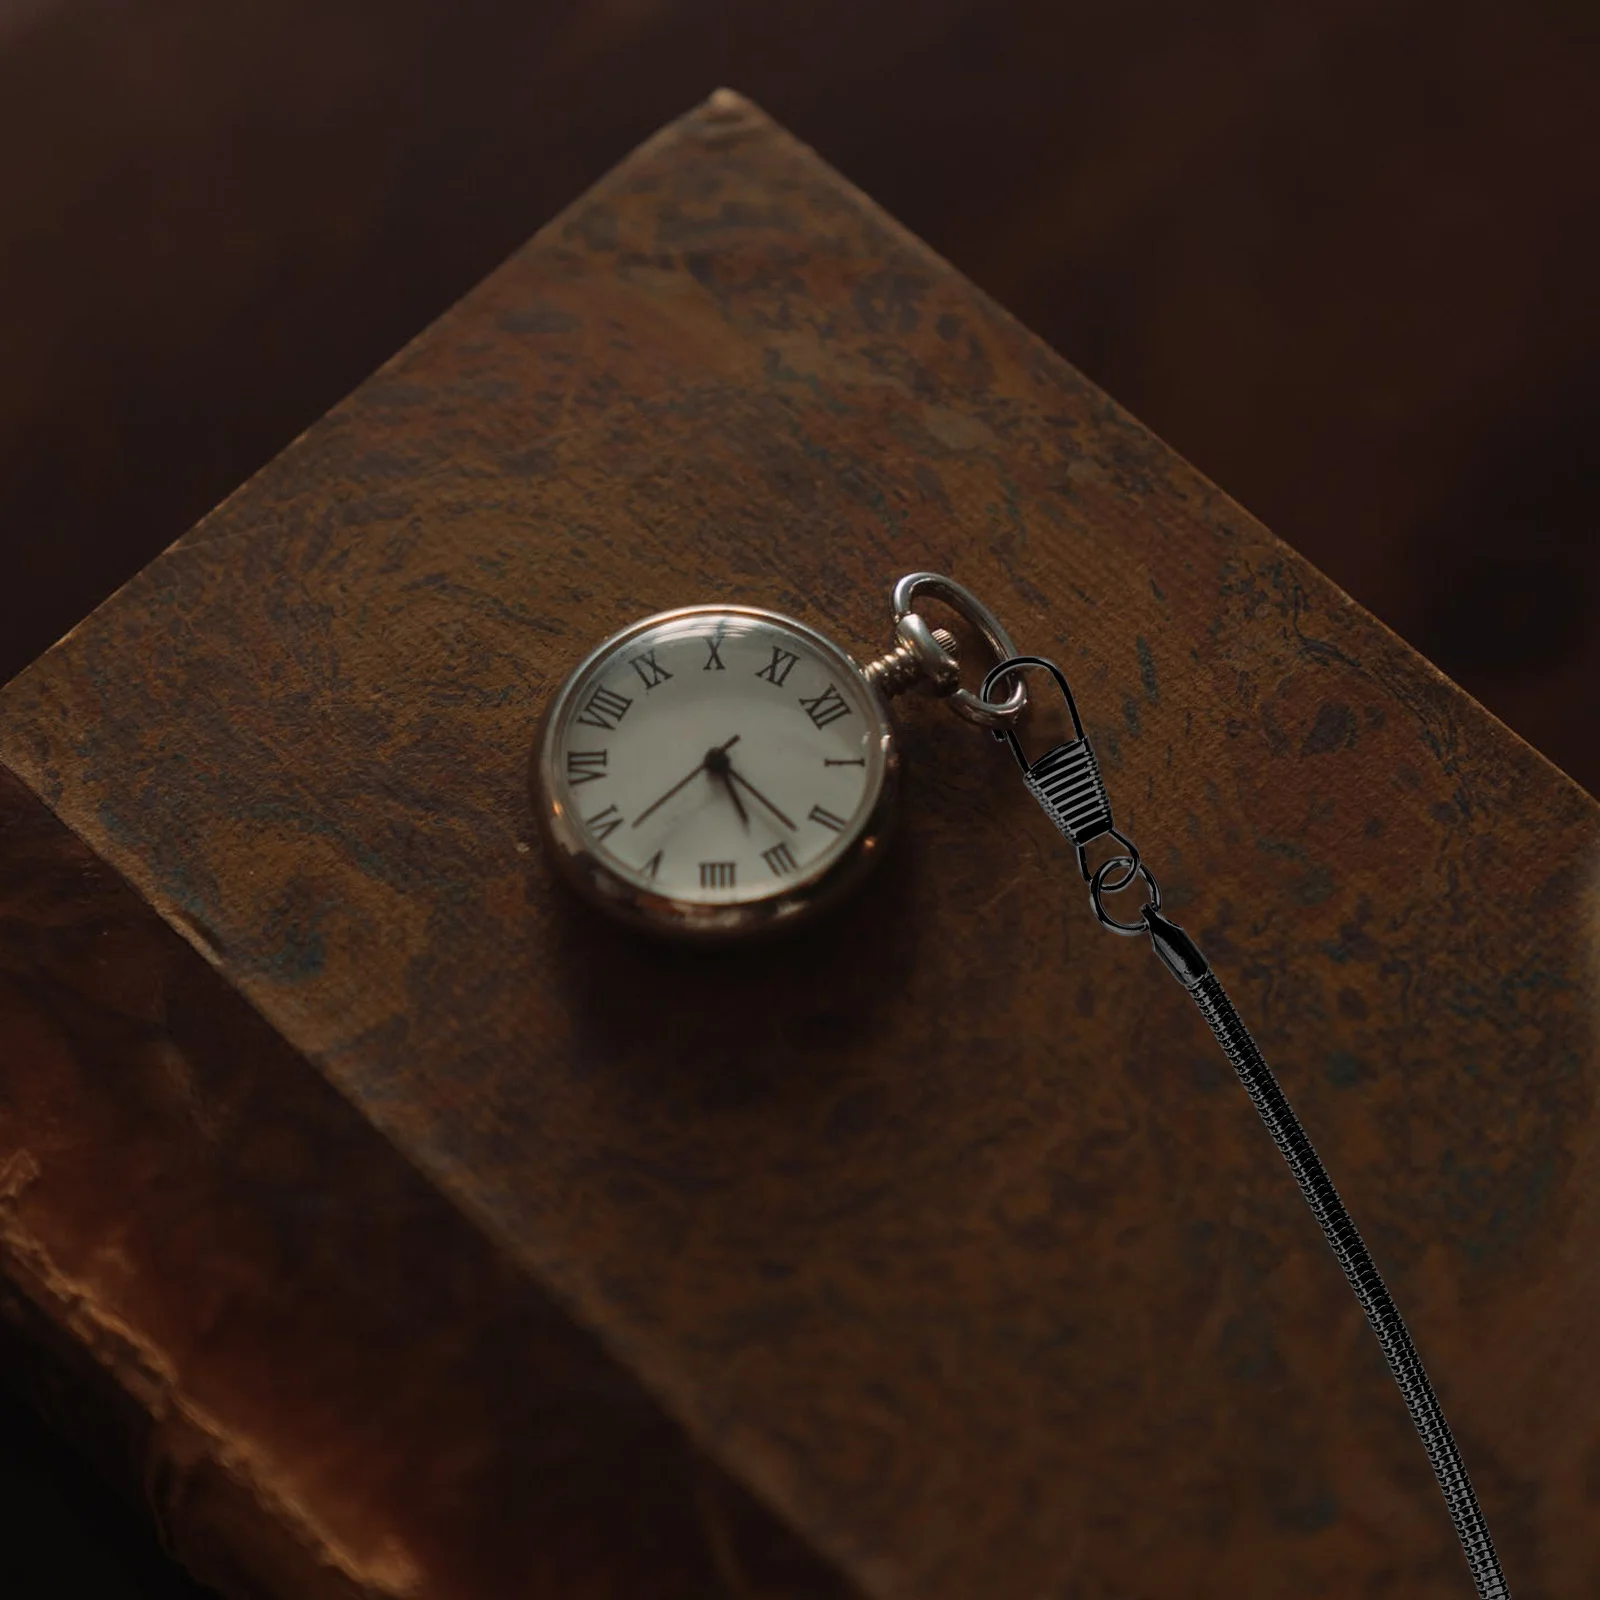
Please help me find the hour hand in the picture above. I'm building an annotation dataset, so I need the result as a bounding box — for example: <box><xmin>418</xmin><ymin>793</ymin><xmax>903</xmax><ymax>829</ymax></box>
<box><xmin>704</xmin><ymin>744</ymin><xmax>750</xmax><ymax>827</ymax></box>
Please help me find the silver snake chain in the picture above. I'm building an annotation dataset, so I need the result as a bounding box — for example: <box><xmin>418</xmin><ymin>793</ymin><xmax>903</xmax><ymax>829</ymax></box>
<box><xmin>888</xmin><ymin>574</ymin><xmax>1510</xmax><ymax>1598</ymax></box>
<box><xmin>983</xmin><ymin>651</ymin><xmax>1509</xmax><ymax>1599</ymax></box>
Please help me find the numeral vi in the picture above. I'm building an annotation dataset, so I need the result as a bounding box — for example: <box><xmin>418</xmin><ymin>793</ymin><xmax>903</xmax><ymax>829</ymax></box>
<box><xmin>586</xmin><ymin>804</ymin><xmax>624</xmax><ymax>842</ymax></box>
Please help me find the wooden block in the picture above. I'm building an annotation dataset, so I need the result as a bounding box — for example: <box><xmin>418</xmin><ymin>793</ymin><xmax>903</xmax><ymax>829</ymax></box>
<box><xmin>2</xmin><ymin>90</ymin><xmax>1597</xmax><ymax>1598</ymax></box>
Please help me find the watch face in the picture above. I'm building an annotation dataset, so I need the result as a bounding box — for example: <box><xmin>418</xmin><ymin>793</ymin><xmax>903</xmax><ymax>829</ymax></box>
<box><xmin>536</xmin><ymin>605</ymin><xmax>896</xmax><ymax>937</ymax></box>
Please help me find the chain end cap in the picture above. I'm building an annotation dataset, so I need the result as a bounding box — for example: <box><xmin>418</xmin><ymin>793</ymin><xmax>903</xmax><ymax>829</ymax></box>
<box><xmin>1144</xmin><ymin>907</ymin><xmax>1210</xmax><ymax>988</ymax></box>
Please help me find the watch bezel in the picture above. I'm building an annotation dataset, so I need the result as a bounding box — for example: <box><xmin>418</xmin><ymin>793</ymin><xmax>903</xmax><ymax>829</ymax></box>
<box><xmin>533</xmin><ymin>604</ymin><xmax>899</xmax><ymax>941</ymax></box>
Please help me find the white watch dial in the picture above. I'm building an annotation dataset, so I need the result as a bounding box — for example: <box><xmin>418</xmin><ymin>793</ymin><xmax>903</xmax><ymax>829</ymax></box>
<box><xmin>548</xmin><ymin>609</ymin><xmax>887</xmax><ymax>906</ymax></box>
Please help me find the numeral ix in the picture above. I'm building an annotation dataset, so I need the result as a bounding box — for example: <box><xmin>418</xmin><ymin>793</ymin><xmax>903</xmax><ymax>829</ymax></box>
<box><xmin>630</xmin><ymin>650</ymin><xmax>673</xmax><ymax>691</ymax></box>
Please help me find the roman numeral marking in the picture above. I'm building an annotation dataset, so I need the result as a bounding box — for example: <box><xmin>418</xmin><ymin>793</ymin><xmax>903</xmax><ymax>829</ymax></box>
<box><xmin>703</xmin><ymin>634</ymin><xmax>726</xmax><ymax>671</ymax></box>
<box><xmin>799</xmin><ymin>683</ymin><xmax>851</xmax><ymax>729</ymax></box>
<box><xmin>756</xmin><ymin>647</ymin><xmax>800</xmax><ymax>688</ymax></box>
<box><xmin>699</xmin><ymin>861</ymin><xmax>736</xmax><ymax>888</ymax></box>
<box><xmin>585</xmin><ymin>804</ymin><xmax>624</xmax><ymax>842</ymax></box>
<box><xmin>762</xmin><ymin>841</ymin><xmax>798</xmax><ymax>876</ymax></box>
<box><xmin>630</xmin><ymin>650</ymin><xmax>673</xmax><ymax>691</ymax></box>
<box><xmin>642</xmin><ymin>850</ymin><xmax>663</xmax><ymax>879</ymax></box>
<box><xmin>575</xmin><ymin>684</ymin><xmax>633</xmax><ymax>730</ymax></box>
<box><xmin>824</xmin><ymin>757</ymin><xmax>866</xmax><ymax>767</ymax></box>
<box><xmin>566</xmin><ymin>749</ymin><xmax>607</xmax><ymax>785</ymax></box>
<box><xmin>808</xmin><ymin>803</ymin><xmax>848</xmax><ymax>832</ymax></box>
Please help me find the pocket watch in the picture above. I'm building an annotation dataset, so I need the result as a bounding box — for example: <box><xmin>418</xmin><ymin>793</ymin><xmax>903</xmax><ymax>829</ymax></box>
<box><xmin>533</xmin><ymin>573</ymin><xmax>1025</xmax><ymax>939</ymax></box>
<box><xmin>535</xmin><ymin>570</ymin><xmax>1512</xmax><ymax>1591</ymax></box>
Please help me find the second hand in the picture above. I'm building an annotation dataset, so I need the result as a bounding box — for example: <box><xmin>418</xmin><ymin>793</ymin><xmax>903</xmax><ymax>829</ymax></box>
<box><xmin>726</xmin><ymin>763</ymin><xmax>797</xmax><ymax>831</ymax></box>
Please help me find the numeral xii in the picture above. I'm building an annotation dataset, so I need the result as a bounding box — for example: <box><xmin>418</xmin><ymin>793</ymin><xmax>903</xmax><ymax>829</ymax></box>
<box><xmin>799</xmin><ymin>683</ymin><xmax>851</xmax><ymax>729</ymax></box>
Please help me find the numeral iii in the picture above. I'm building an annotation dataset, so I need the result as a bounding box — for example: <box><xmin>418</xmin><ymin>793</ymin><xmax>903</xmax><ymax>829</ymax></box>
<box><xmin>762</xmin><ymin>841</ymin><xmax>797</xmax><ymax>876</ymax></box>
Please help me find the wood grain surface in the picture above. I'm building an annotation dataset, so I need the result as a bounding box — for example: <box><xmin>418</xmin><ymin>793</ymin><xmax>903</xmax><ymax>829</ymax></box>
<box><xmin>2</xmin><ymin>0</ymin><xmax>1596</xmax><ymax>796</ymax></box>
<box><xmin>0</xmin><ymin>764</ymin><xmax>848</xmax><ymax>1599</ymax></box>
<box><xmin>2</xmin><ymin>92</ymin><xmax>1598</xmax><ymax>1598</ymax></box>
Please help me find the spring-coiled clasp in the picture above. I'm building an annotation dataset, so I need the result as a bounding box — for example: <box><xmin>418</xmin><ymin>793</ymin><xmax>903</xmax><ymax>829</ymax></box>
<box><xmin>980</xmin><ymin>654</ymin><xmax>1157</xmax><ymax>935</ymax></box>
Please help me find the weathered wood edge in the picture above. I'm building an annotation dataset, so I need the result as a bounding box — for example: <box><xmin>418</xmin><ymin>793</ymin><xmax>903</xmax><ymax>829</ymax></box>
<box><xmin>60</xmin><ymin>86</ymin><xmax>1597</xmax><ymax>820</ymax></box>
<box><xmin>0</xmin><ymin>762</ymin><xmax>857</xmax><ymax>1598</ymax></box>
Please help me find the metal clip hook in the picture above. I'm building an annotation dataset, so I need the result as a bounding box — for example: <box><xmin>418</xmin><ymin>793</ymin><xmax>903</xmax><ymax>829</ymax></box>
<box><xmin>980</xmin><ymin>654</ymin><xmax>1141</xmax><ymax>889</ymax></box>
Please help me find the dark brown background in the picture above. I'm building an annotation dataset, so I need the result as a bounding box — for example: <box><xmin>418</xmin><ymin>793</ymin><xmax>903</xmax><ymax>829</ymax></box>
<box><xmin>0</xmin><ymin>1</ymin><xmax>1595</xmax><ymax>1594</ymax></box>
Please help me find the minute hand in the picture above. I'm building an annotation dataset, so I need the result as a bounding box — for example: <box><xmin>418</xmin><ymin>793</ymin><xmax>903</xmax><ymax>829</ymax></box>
<box><xmin>631</xmin><ymin>735</ymin><xmax>740</xmax><ymax>827</ymax></box>
<box><xmin>725</xmin><ymin>765</ymin><xmax>797</xmax><ymax>831</ymax></box>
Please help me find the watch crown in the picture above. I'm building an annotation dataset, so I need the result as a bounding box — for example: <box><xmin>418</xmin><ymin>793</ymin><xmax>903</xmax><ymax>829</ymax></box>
<box><xmin>862</xmin><ymin>626</ymin><xmax>958</xmax><ymax>698</ymax></box>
